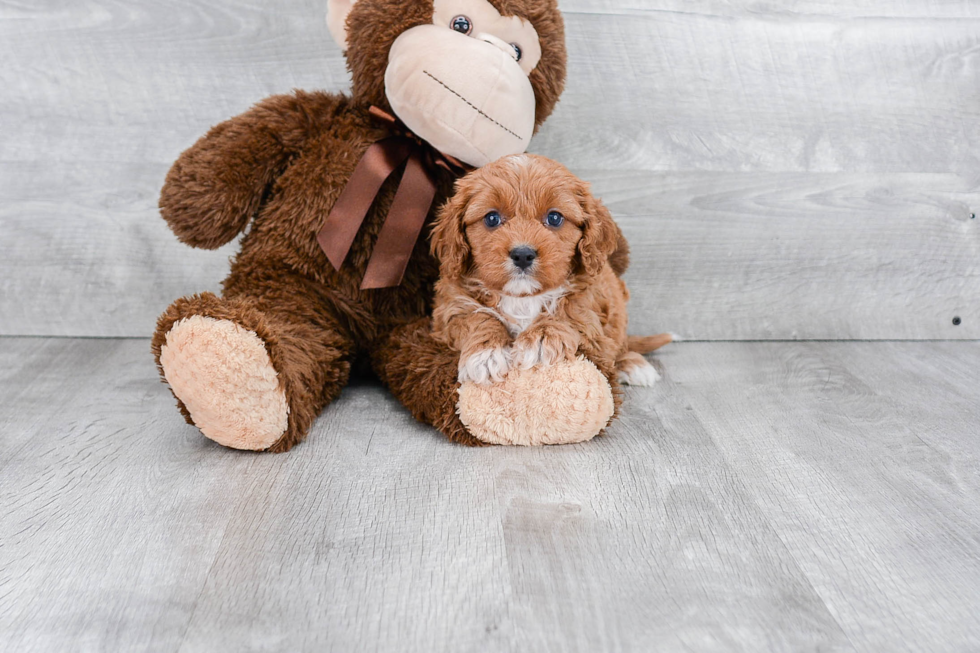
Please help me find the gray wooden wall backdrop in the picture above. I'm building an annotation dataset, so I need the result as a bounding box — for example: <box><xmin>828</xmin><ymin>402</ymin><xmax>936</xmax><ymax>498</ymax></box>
<box><xmin>1</xmin><ymin>0</ymin><xmax>978</xmax><ymax>339</ymax></box>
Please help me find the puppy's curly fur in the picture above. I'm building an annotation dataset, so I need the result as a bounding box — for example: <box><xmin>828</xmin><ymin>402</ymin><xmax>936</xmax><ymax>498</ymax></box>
<box><xmin>431</xmin><ymin>154</ymin><xmax>668</xmax><ymax>386</ymax></box>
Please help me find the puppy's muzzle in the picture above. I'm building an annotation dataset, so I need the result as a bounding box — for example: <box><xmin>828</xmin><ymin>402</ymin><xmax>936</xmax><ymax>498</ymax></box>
<box><xmin>509</xmin><ymin>245</ymin><xmax>537</xmax><ymax>271</ymax></box>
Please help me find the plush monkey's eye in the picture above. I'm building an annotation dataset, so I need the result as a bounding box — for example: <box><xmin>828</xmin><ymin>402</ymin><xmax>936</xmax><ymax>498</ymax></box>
<box><xmin>451</xmin><ymin>15</ymin><xmax>472</xmax><ymax>35</ymax></box>
<box><xmin>511</xmin><ymin>43</ymin><xmax>523</xmax><ymax>62</ymax></box>
<box><xmin>545</xmin><ymin>210</ymin><xmax>564</xmax><ymax>227</ymax></box>
<box><xmin>484</xmin><ymin>211</ymin><xmax>502</xmax><ymax>228</ymax></box>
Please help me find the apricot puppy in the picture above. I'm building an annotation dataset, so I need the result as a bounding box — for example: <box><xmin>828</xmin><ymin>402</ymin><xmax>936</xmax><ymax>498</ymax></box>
<box><xmin>431</xmin><ymin>154</ymin><xmax>668</xmax><ymax>386</ymax></box>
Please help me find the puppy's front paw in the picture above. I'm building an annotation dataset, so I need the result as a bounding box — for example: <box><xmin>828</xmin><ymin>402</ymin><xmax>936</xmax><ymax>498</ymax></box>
<box><xmin>458</xmin><ymin>347</ymin><xmax>512</xmax><ymax>384</ymax></box>
<box><xmin>511</xmin><ymin>325</ymin><xmax>578</xmax><ymax>370</ymax></box>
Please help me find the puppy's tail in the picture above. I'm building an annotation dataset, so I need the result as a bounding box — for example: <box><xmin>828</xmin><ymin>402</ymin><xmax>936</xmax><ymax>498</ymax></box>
<box><xmin>628</xmin><ymin>333</ymin><xmax>673</xmax><ymax>354</ymax></box>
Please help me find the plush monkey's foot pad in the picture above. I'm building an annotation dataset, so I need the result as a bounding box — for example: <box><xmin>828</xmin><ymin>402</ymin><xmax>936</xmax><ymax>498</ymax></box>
<box><xmin>457</xmin><ymin>356</ymin><xmax>614</xmax><ymax>446</ymax></box>
<box><xmin>160</xmin><ymin>316</ymin><xmax>288</xmax><ymax>450</ymax></box>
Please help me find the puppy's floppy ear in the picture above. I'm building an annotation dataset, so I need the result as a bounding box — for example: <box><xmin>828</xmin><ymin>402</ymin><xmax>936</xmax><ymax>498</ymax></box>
<box><xmin>430</xmin><ymin>179</ymin><xmax>472</xmax><ymax>279</ymax></box>
<box><xmin>575</xmin><ymin>183</ymin><xmax>619</xmax><ymax>277</ymax></box>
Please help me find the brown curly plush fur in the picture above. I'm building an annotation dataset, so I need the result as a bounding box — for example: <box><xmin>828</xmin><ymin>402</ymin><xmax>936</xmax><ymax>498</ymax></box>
<box><xmin>152</xmin><ymin>0</ymin><xmax>567</xmax><ymax>451</ymax></box>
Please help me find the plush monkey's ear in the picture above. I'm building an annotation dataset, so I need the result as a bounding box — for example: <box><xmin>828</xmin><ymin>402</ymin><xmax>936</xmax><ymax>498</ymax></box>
<box><xmin>326</xmin><ymin>0</ymin><xmax>356</xmax><ymax>49</ymax></box>
<box><xmin>430</xmin><ymin>182</ymin><xmax>473</xmax><ymax>280</ymax></box>
<box><xmin>576</xmin><ymin>185</ymin><xmax>619</xmax><ymax>278</ymax></box>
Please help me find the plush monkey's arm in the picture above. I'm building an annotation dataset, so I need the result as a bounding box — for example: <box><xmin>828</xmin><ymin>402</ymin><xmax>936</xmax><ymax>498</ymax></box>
<box><xmin>159</xmin><ymin>91</ymin><xmax>343</xmax><ymax>249</ymax></box>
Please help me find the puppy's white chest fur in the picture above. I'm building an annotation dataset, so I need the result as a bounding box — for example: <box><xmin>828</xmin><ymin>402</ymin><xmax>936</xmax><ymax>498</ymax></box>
<box><xmin>496</xmin><ymin>286</ymin><xmax>566</xmax><ymax>336</ymax></box>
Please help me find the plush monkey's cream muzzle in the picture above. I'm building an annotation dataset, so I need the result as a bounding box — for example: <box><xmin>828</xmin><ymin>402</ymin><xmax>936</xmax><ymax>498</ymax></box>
<box><xmin>385</xmin><ymin>25</ymin><xmax>536</xmax><ymax>167</ymax></box>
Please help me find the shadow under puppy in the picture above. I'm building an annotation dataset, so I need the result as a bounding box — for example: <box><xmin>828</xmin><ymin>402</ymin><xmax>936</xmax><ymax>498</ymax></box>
<box><xmin>430</xmin><ymin>154</ymin><xmax>670</xmax><ymax>391</ymax></box>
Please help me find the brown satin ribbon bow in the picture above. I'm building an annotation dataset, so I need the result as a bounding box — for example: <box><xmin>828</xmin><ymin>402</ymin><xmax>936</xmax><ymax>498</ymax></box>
<box><xmin>317</xmin><ymin>106</ymin><xmax>473</xmax><ymax>289</ymax></box>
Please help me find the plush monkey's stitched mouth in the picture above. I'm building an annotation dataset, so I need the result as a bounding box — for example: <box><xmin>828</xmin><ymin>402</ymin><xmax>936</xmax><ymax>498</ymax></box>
<box><xmin>421</xmin><ymin>70</ymin><xmax>522</xmax><ymax>140</ymax></box>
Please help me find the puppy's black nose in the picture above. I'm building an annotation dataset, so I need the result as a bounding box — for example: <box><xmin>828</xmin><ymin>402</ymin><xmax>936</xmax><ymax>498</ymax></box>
<box><xmin>509</xmin><ymin>246</ymin><xmax>537</xmax><ymax>271</ymax></box>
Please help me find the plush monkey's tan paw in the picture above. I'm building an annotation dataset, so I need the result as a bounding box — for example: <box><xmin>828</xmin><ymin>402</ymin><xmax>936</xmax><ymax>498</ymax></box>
<box><xmin>159</xmin><ymin>316</ymin><xmax>288</xmax><ymax>450</ymax></box>
<box><xmin>456</xmin><ymin>356</ymin><xmax>614</xmax><ymax>446</ymax></box>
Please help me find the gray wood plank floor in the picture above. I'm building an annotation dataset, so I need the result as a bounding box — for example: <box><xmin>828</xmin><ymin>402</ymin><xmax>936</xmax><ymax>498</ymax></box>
<box><xmin>2</xmin><ymin>338</ymin><xmax>978</xmax><ymax>652</ymax></box>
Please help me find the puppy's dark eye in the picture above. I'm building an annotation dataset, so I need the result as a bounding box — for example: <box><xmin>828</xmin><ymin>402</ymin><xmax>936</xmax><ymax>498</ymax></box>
<box><xmin>484</xmin><ymin>211</ymin><xmax>502</xmax><ymax>228</ymax></box>
<box><xmin>451</xmin><ymin>15</ymin><xmax>472</xmax><ymax>34</ymax></box>
<box><xmin>511</xmin><ymin>43</ymin><xmax>522</xmax><ymax>62</ymax></box>
<box><xmin>545</xmin><ymin>210</ymin><xmax>564</xmax><ymax>227</ymax></box>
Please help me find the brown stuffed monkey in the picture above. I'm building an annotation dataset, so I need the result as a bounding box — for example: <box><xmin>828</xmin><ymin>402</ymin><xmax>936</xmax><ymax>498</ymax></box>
<box><xmin>151</xmin><ymin>0</ymin><xmax>618</xmax><ymax>452</ymax></box>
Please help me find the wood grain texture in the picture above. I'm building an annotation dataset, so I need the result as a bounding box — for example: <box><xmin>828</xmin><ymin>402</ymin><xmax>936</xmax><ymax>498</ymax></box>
<box><xmin>2</xmin><ymin>337</ymin><xmax>980</xmax><ymax>651</ymax></box>
<box><xmin>547</xmin><ymin>2</ymin><xmax>980</xmax><ymax>175</ymax></box>
<box><xmin>1</xmin><ymin>0</ymin><xmax>978</xmax><ymax>338</ymax></box>
<box><xmin>668</xmin><ymin>341</ymin><xmax>980</xmax><ymax>652</ymax></box>
<box><xmin>605</xmin><ymin>171</ymin><xmax>980</xmax><ymax>339</ymax></box>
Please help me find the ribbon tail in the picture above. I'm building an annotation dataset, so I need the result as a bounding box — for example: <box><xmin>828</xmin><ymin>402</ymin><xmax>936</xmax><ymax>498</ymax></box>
<box><xmin>360</xmin><ymin>152</ymin><xmax>437</xmax><ymax>289</ymax></box>
<box><xmin>317</xmin><ymin>138</ymin><xmax>411</xmax><ymax>272</ymax></box>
